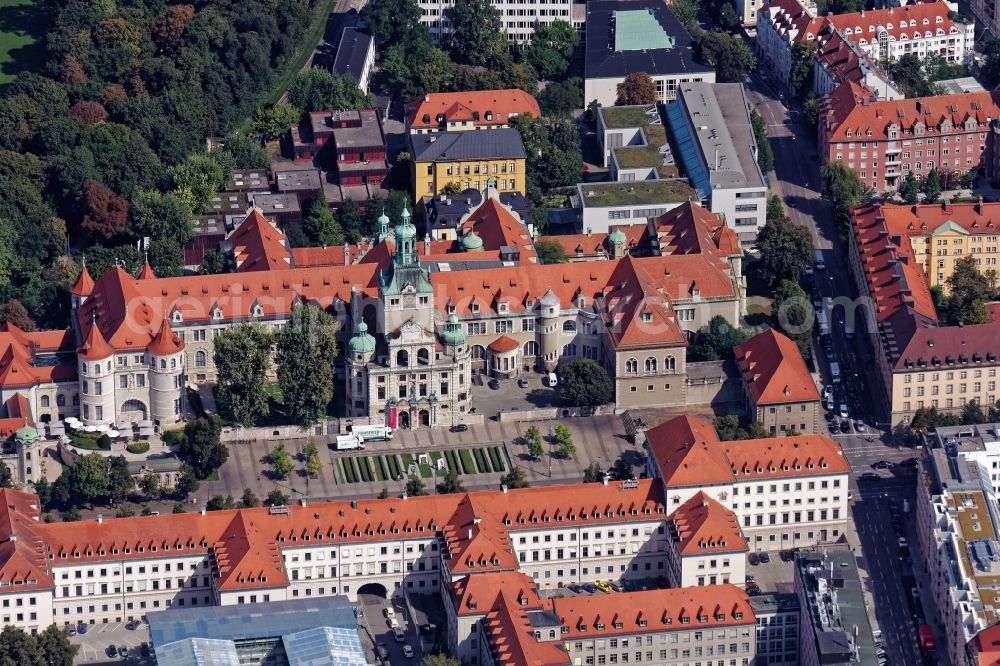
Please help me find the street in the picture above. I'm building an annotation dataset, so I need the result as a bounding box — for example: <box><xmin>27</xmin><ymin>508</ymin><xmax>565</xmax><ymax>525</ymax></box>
<box><xmin>745</xmin><ymin>71</ymin><xmax>942</xmax><ymax>664</ymax></box>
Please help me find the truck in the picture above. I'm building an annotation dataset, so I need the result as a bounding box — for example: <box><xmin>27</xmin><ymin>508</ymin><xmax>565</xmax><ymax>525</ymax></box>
<box><xmin>335</xmin><ymin>435</ymin><xmax>365</xmax><ymax>451</ymax></box>
<box><xmin>918</xmin><ymin>623</ymin><xmax>935</xmax><ymax>654</ymax></box>
<box><xmin>830</xmin><ymin>361</ymin><xmax>842</xmax><ymax>383</ymax></box>
<box><xmin>816</xmin><ymin>310</ymin><xmax>830</xmax><ymax>337</ymax></box>
<box><xmin>349</xmin><ymin>425</ymin><xmax>394</xmax><ymax>442</ymax></box>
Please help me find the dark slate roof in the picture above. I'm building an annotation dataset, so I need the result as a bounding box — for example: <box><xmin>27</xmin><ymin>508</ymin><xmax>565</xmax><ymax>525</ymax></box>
<box><xmin>426</xmin><ymin>188</ymin><xmax>534</xmax><ymax>231</ymax></box>
<box><xmin>411</xmin><ymin>129</ymin><xmax>526</xmax><ymax>162</ymax></box>
<box><xmin>324</xmin><ymin>10</ymin><xmax>361</xmax><ymax>45</ymax></box>
<box><xmin>585</xmin><ymin>0</ymin><xmax>712</xmax><ymax>80</ymax></box>
<box><xmin>333</xmin><ymin>28</ymin><xmax>372</xmax><ymax>82</ymax></box>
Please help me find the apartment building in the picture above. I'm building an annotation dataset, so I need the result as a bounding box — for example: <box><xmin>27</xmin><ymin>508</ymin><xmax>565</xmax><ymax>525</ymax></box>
<box><xmin>405</xmin><ymin>90</ymin><xmax>540</xmax><ymax>135</ymax></box>
<box><xmin>734</xmin><ymin>329</ymin><xmax>821</xmax><ymax>435</ymax></box>
<box><xmin>795</xmin><ymin>549</ymin><xmax>880</xmax><ymax>666</ymax></box>
<box><xmin>417</xmin><ymin>0</ymin><xmax>573</xmax><ymax>43</ymax></box>
<box><xmin>933</xmin><ymin>422</ymin><xmax>1000</xmax><ymax>497</ymax></box>
<box><xmin>749</xmin><ymin>592</ymin><xmax>800</xmax><ymax>666</ymax></box>
<box><xmin>664</xmin><ymin>492</ymin><xmax>748</xmax><ymax>588</ymax></box>
<box><xmin>820</xmin><ymin>83</ymin><xmax>999</xmax><ymax>193</ymax></box>
<box><xmin>645</xmin><ymin>415</ymin><xmax>851</xmax><ymax>551</ymax></box>
<box><xmin>848</xmin><ymin>201</ymin><xmax>1000</xmax><ymax>424</ymax></box>
<box><xmin>666</xmin><ymin>83</ymin><xmax>768</xmax><ymax>245</ymax></box>
<box><xmin>410</xmin><ymin>129</ymin><xmax>527</xmax><ymax>203</ymax></box>
<box><xmin>917</xmin><ymin>440</ymin><xmax>1000</xmax><ymax>666</ymax></box>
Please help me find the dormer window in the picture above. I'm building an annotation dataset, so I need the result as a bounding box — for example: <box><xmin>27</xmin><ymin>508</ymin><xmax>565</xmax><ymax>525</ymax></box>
<box><xmin>471</xmin><ymin>304</ymin><xmax>480</xmax><ymax>313</ymax></box>
<box><xmin>213</xmin><ymin>307</ymin><xmax>223</xmax><ymax>320</ymax></box>
<box><xmin>252</xmin><ymin>304</ymin><xmax>263</xmax><ymax>317</ymax></box>
<box><xmin>498</xmin><ymin>302</ymin><xmax>508</xmax><ymax>313</ymax></box>
<box><xmin>172</xmin><ymin>310</ymin><xmax>182</xmax><ymax>323</ymax></box>
<box><xmin>595</xmin><ymin>623</ymin><xmax>605</xmax><ymax>630</ymax></box>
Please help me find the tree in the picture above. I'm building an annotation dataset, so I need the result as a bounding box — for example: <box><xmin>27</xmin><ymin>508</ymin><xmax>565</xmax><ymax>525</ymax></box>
<box><xmin>535</xmin><ymin>239</ymin><xmax>568</xmax><ymax>264</ymax></box>
<box><xmin>170</xmin><ymin>152</ymin><xmax>231</xmax><ymax>214</ymax></box>
<box><xmin>305</xmin><ymin>451</ymin><xmax>322</xmax><ymax>478</ymax></box>
<box><xmin>766</xmin><ymin>195</ymin><xmax>786</xmax><ymax>223</ymax></box>
<box><xmin>962</xmin><ymin>400</ymin><xmax>987</xmax><ymax>425</ymax></box>
<box><xmin>500</xmin><ymin>466</ymin><xmax>530</xmax><ymax>489</ymax></box>
<box><xmin>240</xmin><ymin>488</ymin><xmax>260</xmax><ymax>508</ymax></box>
<box><xmin>199</xmin><ymin>250</ymin><xmax>227</xmax><ymax>275</ymax></box>
<box><xmin>559</xmin><ymin>359</ymin><xmax>614</xmax><ymax>406</ymax></box>
<box><xmin>223</xmin><ymin>132</ymin><xmax>270</xmax><ymax>170</ymax></box>
<box><xmin>696</xmin><ymin>32</ymin><xmax>756</xmax><ymax>83</ymax></box>
<box><xmin>713</xmin><ymin>415</ymin><xmax>746</xmax><ymax>441</ymax></box>
<box><xmin>688</xmin><ymin>315</ymin><xmax>750</xmax><ymax>361</ymax></box>
<box><xmin>276</xmin><ymin>304</ymin><xmax>340</xmax><ymax>427</ymax></box>
<box><xmin>0</xmin><ymin>625</ymin><xmax>46</xmax><ymax>666</ymax></box>
<box><xmin>446</xmin><ymin>0</ymin><xmax>508</xmax><ymax>68</ymax></box>
<box><xmin>115</xmin><ymin>504</ymin><xmax>135</xmax><ymax>518</ymax></box>
<box><xmin>77</xmin><ymin>179</ymin><xmax>129</xmax><ymax>239</ymax></box>
<box><xmin>264</xmin><ymin>489</ymin><xmax>290</xmax><ymax>507</ymax></box>
<box><xmin>66</xmin><ymin>454</ymin><xmax>110</xmax><ymax>508</ymax></box>
<box><xmin>152</xmin><ymin>4</ymin><xmax>196</xmax><ymax>54</ymax></box>
<box><xmin>616</xmin><ymin>72</ymin><xmax>656</xmax><ymax>105</ymax></box>
<box><xmin>753</xmin><ymin>215</ymin><xmax>815</xmax><ymax>288</ymax></box>
<box><xmin>107</xmin><ymin>456</ymin><xmax>134</xmax><ymax>503</ymax></box>
<box><xmin>942</xmin><ymin>256</ymin><xmax>995</xmax><ymax>325</ymax></box>
<box><xmin>981</xmin><ymin>36</ymin><xmax>1000</xmax><ymax>89</ymax></box>
<box><xmin>172</xmin><ymin>502</ymin><xmax>186</xmax><ymax>513</ymax></box>
<box><xmin>436</xmin><ymin>468</ymin><xmax>465</xmax><ymax>494</ymax></box>
<box><xmin>361</xmin><ymin>0</ymin><xmax>424</xmax><ymax>47</ymax></box>
<box><xmin>668</xmin><ymin>0</ymin><xmax>698</xmax><ymax>29</ymax></box>
<box><xmin>128</xmin><ymin>190</ymin><xmax>194</xmax><ymax>246</ymax></box>
<box><xmin>554</xmin><ymin>424</ymin><xmax>575</xmax><ymax>459</ymax></box>
<box><xmin>606</xmin><ymin>454</ymin><xmax>631</xmax><ymax>481</ymax></box>
<box><xmin>406</xmin><ymin>474</ymin><xmax>427</xmax><ymax>496</ymax></box>
<box><xmin>524</xmin><ymin>20</ymin><xmax>579</xmax><ymax>80</ymax></box>
<box><xmin>821</xmin><ymin>161</ymin><xmax>872</xmax><ymax>236</ymax></box>
<box><xmin>922</xmin><ymin>168</ymin><xmax>942</xmax><ymax>204</ymax></box>
<box><xmin>214</xmin><ymin>323</ymin><xmax>272</xmax><ymax>427</ymax></box>
<box><xmin>773</xmin><ymin>281</ymin><xmax>813</xmax><ymax>361</ymax></box>
<box><xmin>583</xmin><ymin>463</ymin><xmax>604</xmax><ymax>483</ymax></box>
<box><xmin>303</xmin><ymin>197</ymin><xmax>344</xmax><ymax>247</ymax></box>
<box><xmin>900</xmin><ymin>173</ymin><xmax>920</xmax><ymax>205</ymax></box>
<box><xmin>0</xmin><ymin>299</ymin><xmax>36</xmax><ymax>331</ymax></box>
<box><xmin>538</xmin><ymin>78</ymin><xmax>583</xmax><ymax>118</ymax></box>
<box><xmin>138</xmin><ymin>472</ymin><xmax>160</xmax><ymax>498</ymax></box>
<box><xmin>176</xmin><ymin>464</ymin><xmax>200</xmax><ymax>496</ymax></box>
<box><xmin>800</xmin><ymin>93</ymin><xmax>819</xmax><ymax>130</ymax></box>
<box><xmin>248</xmin><ymin>105</ymin><xmax>301</xmax><ymax>142</ymax></box>
<box><xmin>336</xmin><ymin>199</ymin><xmax>367</xmax><ymax>243</ymax></box>
<box><xmin>207</xmin><ymin>495</ymin><xmax>236</xmax><ymax>511</ymax></box>
<box><xmin>69</xmin><ymin>101</ymin><xmax>108</xmax><ymax>126</ymax></box>
<box><xmin>789</xmin><ymin>41</ymin><xmax>818</xmax><ymax>96</ymax></box>
<box><xmin>269</xmin><ymin>444</ymin><xmax>294</xmax><ymax>480</ymax></box>
<box><xmin>36</xmin><ymin>623</ymin><xmax>79</xmax><ymax>666</ymax></box>
<box><xmin>750</xmin><ymin>109</ymin><xmax>774</xmax><ymax>173</ymax></box>
<box><xmin>0</xmin><ymin>461</ymin><xmax>12</xmax><ymax>488</ymax></box>
<box><xmin>421</xmin><ymin>656</ymin><xmax>460</xmax><ymax>666</ymax></box>
<box><xmin>177</xmin><ymin>416</ymin><xmax>228</xmax><ymax>479</ymax></box>
<box><xmin>525</xmin><ymin>426</ymin><xmax>544</xmax><ymax>459</ymax></box>
<box><xmin>288</xmin><ymin>69</ymin><xmax>373</xmax><ymax>113</ymax></box>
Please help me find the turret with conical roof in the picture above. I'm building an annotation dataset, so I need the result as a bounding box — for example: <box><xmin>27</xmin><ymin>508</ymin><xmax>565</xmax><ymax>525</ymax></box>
<box><xmin>71</xmin><ymin>260</ymin><xmax>95</xmax><ymax>298</ymax></box>
<box><xmin>148</xmin><ymin>318</ymin><xmax>185</xmax><ymax>427</ymax></box>
<box><xmin>78</xmin><ymin>315</ymin><xmax>116</xmax><ymax>426</ymax></box>
<box><xmin>138</xmin><ymin>259</ymin><xmax>157</xmax><ymax>280</ymax></box>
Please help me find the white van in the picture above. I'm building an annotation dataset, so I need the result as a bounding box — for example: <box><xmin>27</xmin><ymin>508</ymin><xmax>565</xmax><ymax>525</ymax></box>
<box><xmin>546</xmin><ymin>372</ymin><xmax>558</xmax><ymax>387</ymax></box>
<box><xmin>830</xmin><ymin>361</ymin><xmax>841</xmax><ymax>383</ymax></box>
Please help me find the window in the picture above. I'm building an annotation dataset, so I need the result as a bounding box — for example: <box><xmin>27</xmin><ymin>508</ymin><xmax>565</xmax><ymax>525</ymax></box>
<box><xmin>195</xmin><ymin>351</ymin><xmax>206</xmax><ymax>368</ymax></box>
<box><xmin>645</xmin><ymin>357</ymin><xmax>657</xmax><ymax>373</ymax></box>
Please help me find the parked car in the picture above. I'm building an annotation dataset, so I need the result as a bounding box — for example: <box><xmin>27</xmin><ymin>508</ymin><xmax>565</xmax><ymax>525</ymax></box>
<box><xmin>900</xmin><ymin>457</ymin><xmax>919</xmax><ymax>467</ymax></box>
<box><xmin>748</xmin><ymin>553</ymin><xmax>760</xmax><ymax>566</ymax></box>
<box><xmin>449</xmin><ymin>424</ymin><xmax>468</xmax><ymax>433</ymax></box>
<box><xmin>583</xmin><ymin>583</ymin><xmax>600</xmax><ymax>594</ymax></box>
<box><xmin>607</xmin><ymin>581</ymin><xmax>621</xmax><ymax>593</ymax></box>
<box><xmin>488</xmin><ymin>378</ymin><xmax>501</xmax><ymax>390</ymax></box>
<box><xmin>517</xmin><ymin>378</ymin><xmax>529</xmax><ymax>388</ymax></box>
<box><xmin>854</xmin><ymin>419</ymin><xmax>867</xmax><ymax>432</ymax></box>
<box><xmin>839</xmin><ymin>420</ymin><xmax>852</xmax><ymax>433</ymax></box>
<box><xmin>567</xmin><ymin>584</ymin><xmax>585</xmax><ymax>594</ymax></box>
<box><xmin>77</xmin><ymin>623</ymin><xmax>88</xmax><ymax>635</ymax></box>
<box><xmin>594</xmin><ymin>581</ymin><xmax>613</xmax><ymax>593</ymax></box>
<box><xmin>119</xmin><ymin>646</ymin><xmax>128</xmax><ymax>658</ymax></box>
<box><xmin>393</xmin><ymin>626</ymin><xmax>405</xmax><ymax>642</ymax></box>
<box><xmin>822</xmin><ymin>385</ymin><xmax>833</xmax><ymax>400</ymax></box>
<box><xmin>859</xmin><ymin>472</ymin><xmax>882</xmax><ymax>482</ymax></box>
<box><xmin>126</xmin><ymin>619</ymin><xmax>141</xmax><ymax>630</ymax></box>
<box><xmin>141</xmin><ymin>643</ymin><xmax>151</xmax><ymax>657</ymax></box>
<box><xmin>384</xmin><ymin>607</ymin><xmax>396</xmax><ymax>620</ymax></box>
<box><xmin>758</xmin><ymin>552</ymin><xmax>771</xmax><ymax>564</ymax></box>
<box><xmin>872</xmin><ymin>460</ymin><xmax>893</xmax><ymax>470</ymax></box>
<box><xmin>838</xmin><ymin>403</ymin><xmax>850</xmax><ymax>418</ymax></box>
<box><xmin>745</xmin><ymin>575</ymin><xmax>756</xmax><ymax>584</ymax></box>
<box><xmin>106</xmin><ymin>646</ymin><xmax>118</xmax><ymax>658</ymax></box>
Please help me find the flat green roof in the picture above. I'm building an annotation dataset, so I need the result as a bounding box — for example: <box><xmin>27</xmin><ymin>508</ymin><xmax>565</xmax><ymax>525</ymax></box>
<box><xmin>579</xmin><ymin>179</ymin><xmax>696</xmax><ymax>207</ymax></box>
<box><xmin>601</xmin><ymin>106</ymin><xmax>650</xmax><ymax>130</ymax></box>
<box><xmin>613</xmin><ymin>146</ymin><xmax>679</xmax><ymax>177</ymax></box>
<box><xmin>614</xmin><ymin>9</ymin><xmax>675</xmax><ymax>52</ymax></box>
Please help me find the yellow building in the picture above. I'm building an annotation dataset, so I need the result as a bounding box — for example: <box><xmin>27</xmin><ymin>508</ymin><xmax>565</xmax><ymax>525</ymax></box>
<box><xmin>410</xmin><ymin>128</ymin><xmax>527</xmax><ymax>203</ymax></box>
<box><xmin>875</xmin><ymin>202</ymin><xmax>1000</xmax><ymax>292</ymax></box>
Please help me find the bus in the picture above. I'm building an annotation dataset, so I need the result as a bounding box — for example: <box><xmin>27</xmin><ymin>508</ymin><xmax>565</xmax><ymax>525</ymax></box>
<box><xmin>918</xmin><ymin>623</ymin><xmax>935</xmax><ymax>654</ymax></box>
<box><xmin>350</xmin><ymin>425</ymin><xmax>394</xmax><ymax>442</ymax></box>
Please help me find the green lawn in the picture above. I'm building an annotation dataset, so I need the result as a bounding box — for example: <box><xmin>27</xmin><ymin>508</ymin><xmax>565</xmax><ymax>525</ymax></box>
<box><xmin>458</xmin><ymin>449</ymin><xmax>475</xmax><ymax>474</ymax></box>
<box><xmin>0</xmin><ymin>0</ymin><xmax>47</xmax><ymax>86</ymax></box>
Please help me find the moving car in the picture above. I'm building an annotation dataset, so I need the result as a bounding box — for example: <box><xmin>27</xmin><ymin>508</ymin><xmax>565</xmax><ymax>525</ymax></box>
<box><xmin>384</xmin><ymin>607</ymin><xmax>396</xmax><ymax>620</ymax></box>
<box><xmin>517</xmin><ymin>378</ymin><xmax>529</xmax><ymax>388</ymax></box>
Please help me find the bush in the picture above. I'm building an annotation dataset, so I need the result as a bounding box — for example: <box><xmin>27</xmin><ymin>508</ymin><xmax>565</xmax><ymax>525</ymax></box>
<box><xmin>97</xmin><ymin>434</ymin><xmax>112</xmax><ymax>449</ymax></box>
<box><xmin>126</xmin><ymin>441</ymin><xmax>150</xmax><ymax>454</ymax></box>
<box><xmin>162</xmin><ymin>429</ymin><xmax>185</xmax><ymax>447</ymax></box>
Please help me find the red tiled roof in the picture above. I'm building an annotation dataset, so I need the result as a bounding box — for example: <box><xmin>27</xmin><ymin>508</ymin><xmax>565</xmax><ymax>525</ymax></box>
<box><xmin>822</xmin><ymin>84</ymin><xmax>999</xmax><ymax>144</ymax></box>
<box><xmin>406</xmin><ymin>90</ymin><xmax>540</xmax><ymax>130</ymax></box>
<box><xmin>654</xmin><ymin>202</ymin><xmax>741</xmax><ymax>257</ymax></box>
<box><xmin>647</xmin><ymin>415</ymin><xmax>849</xmax><ymax>486</ymax></box>
<box><xmin>482</xmin><ymin>592</ymin><xmax>570</xmax><ymax>666</ymax></box>
<box><xmin>734</xmin><ymin>328</ymin><xmax>820</xmax><ymax>405</ymax></box>
<box><xmin>554</xmin><ymin>585</ymin><xmax>755</xmax><ymax>639</ymax></box>
<box><xmin>77</xmin><ymin>317</ymin><xmax>114</xmax><ymax>360</ymax></box>
<box><xmin>0</xmin><ymin>325</ymin><xmax>77</xmax><ymax>389</ymax></box>
<box><xmin>138</xmin><ymin>261</ymin><xmax>156</xmax><ymax>280</ymax></box>
<box><xmin>488</xmin><ymin>336</ymin><xmax>519</xmax><ymax>353</ymax></box>
<box><xmin>450</xmin><ymin>571</ymin><xmax>541</xmax><ymax>617</ymax></box>
<box><xmin>988</xmin><ymin>302</ymin><xmax>1000</xmax><ymax>324</ymax></box>
<box><xmin>760</xmin><ymin>0</ymin><xmax>824</xmax><ymax>41</ymax></box>
<box><xmin>895</xmin><ymin>321</ymin><xmax>1000</xmax><ymax>371</ymax></box>
<box><xmin>826</xmin><ymin>2</ymin><xmax>962</xmax><ymax>46</ymax></box>
<box><xmin>228</xmin><ymin>209</ymin><xmax>293</xmax><ymax>272</ymax></box>
<box><xmin>459</xmin><ymin>196</ymin><xmax>537</xmax><ymax>262</ymax></box>
<box><xmin>0</xmin><ymin>489</ymin><xmax>52</xmax><ymax>592</ymax></box>
<box><xmin>147</xmin><ymin>319</ymin><xmax>184</xmax><ymax>356</ymax></box>
<box><xmin>975</xmin><ymin>623</ymin><xmax>1000</xmax><ymax>666</ymax></box>
<box><xmin>668</xmin><ymin>492</ymin><xmax>747</xmax><ymax>555</ymax></box>
<box><xmin>71</xmin><ymin>265</ymin><xmax>95</xmax><ymax>297</ymax></box>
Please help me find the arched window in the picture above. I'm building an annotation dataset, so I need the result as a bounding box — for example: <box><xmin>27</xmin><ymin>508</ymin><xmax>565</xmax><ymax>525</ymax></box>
<box><xmin>81</xmin><ymin>363</ymin><xmax>87</xmax><ymax>375</ymax></box>
<box><xmin>645</xmin><ymin>357</ymin><xmax>657</xmax><ymax>373</ymax></box>
<box><xmin>665</xmin><ymin>356</ymin><xmax>676</xmax><ymax>371</ymax></box>
<box><xmin>171</xmin><ymin>358</ymin><xmax>177</xmax><ymax>368</ymax></box>
<box><xmin>57</xmin><ymin>395</ymin><xmax>65</xmax><ymax>407</ymax></box>
<box><xmin>195</xmin><ymin>351</ymin><xmax>206</xmax><ymax>368</ymax></box>
<box><xmin>40</xmin><ymin>395</ymin><xmax>50</xmax><ymax>408</ymax></box>
<box><xmin>397</xmin><ymin>350</ymin><xmax>409</xmax><ymax>367</ymax></box>
<box><xmin>523</xmin><ymin>341</ymin><xmax>538</xmax><ymax>357</ymax></box>
<box><xmin>562</xmin><ymin>320</ymin><xmax>577</xmax><ymax>332</ymax></box>
<box><xmin>471</xmin><ymin>345</ymin><xmax>486</xmax><ymax>360</ymax></box>
<box><xmin>562</xmin><ymin>343</ymin><xmax>577</xmax><ymax>357</ymax></box>
<box><xmin>625</xmin><ymin>358</ymin><xmax>638</xmax><ymax>374</ymax></box>
<box><xmin>417</xmin><ymin>348</ymin><xmax>430</xmax><ymax>366</ymax></box>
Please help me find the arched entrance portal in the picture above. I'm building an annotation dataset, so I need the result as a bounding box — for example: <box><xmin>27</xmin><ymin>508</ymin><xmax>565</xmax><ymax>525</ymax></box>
<box><xmin>121</xmin><ymin>399</ymin><xmax>148</xmax><ymax>421</ymax></box>
<box><xmin>358</xmin><ymin>583</ymin><xmax>388</xmax><ymax>598</ymax></box>
<box><xmin>398</xmin><ymin>411</ymin><xmax>410</xmax><ymax>429</ymax></box>
<box><xmin>419</xmin><ymin>409</ymin><xmax>430</xmax><ymax>427</ymax></box>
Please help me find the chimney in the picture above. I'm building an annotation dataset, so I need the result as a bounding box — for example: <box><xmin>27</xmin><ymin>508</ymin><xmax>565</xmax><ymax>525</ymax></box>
<box><xmin>200</xmin><ymin>506</ymin><xmax>206</xmax><ymax>516</ymax></box>
<box><xmin>602</xmin><ymin>474</ymin><xmax>609</xmax><ymax>486</ymax></box>
<box><xmin>501</xmin><ymin>484</ymin><xmax>508</xmax><ymax>493</ymax></box>
<box><xmin>424</xmin><ymin>94</ymin><xmax>430</xmax><ymax>102</ymax></box>
<box><xmin>467</xmin><ymin>528</ymin><xmax>473</xmax><ymax>540</ymax></box>
<box><xmin>299</xmin><ymin>499</ymin><xmax>308</xmax><ymax>507</ymax></box>
<box><xmin>96</xmin><ymin>514</ymin><xmax>103</xmax><ymax>524</ymax></box>
<box><xmin>424</xmin><ymin>234</ymin><xmax>432</xmax><ymax>256</ymax></box>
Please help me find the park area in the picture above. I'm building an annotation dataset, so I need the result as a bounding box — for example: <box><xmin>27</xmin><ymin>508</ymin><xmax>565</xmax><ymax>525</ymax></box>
<box><xmin>0</xmin><ymin>0</ymin><xmax>46</xmax><ymax>85</ymax></box>
<box><xmin>333</xmin><ymin>446</ymin><xmax>510</xmax><ymax>484</ymax></box>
